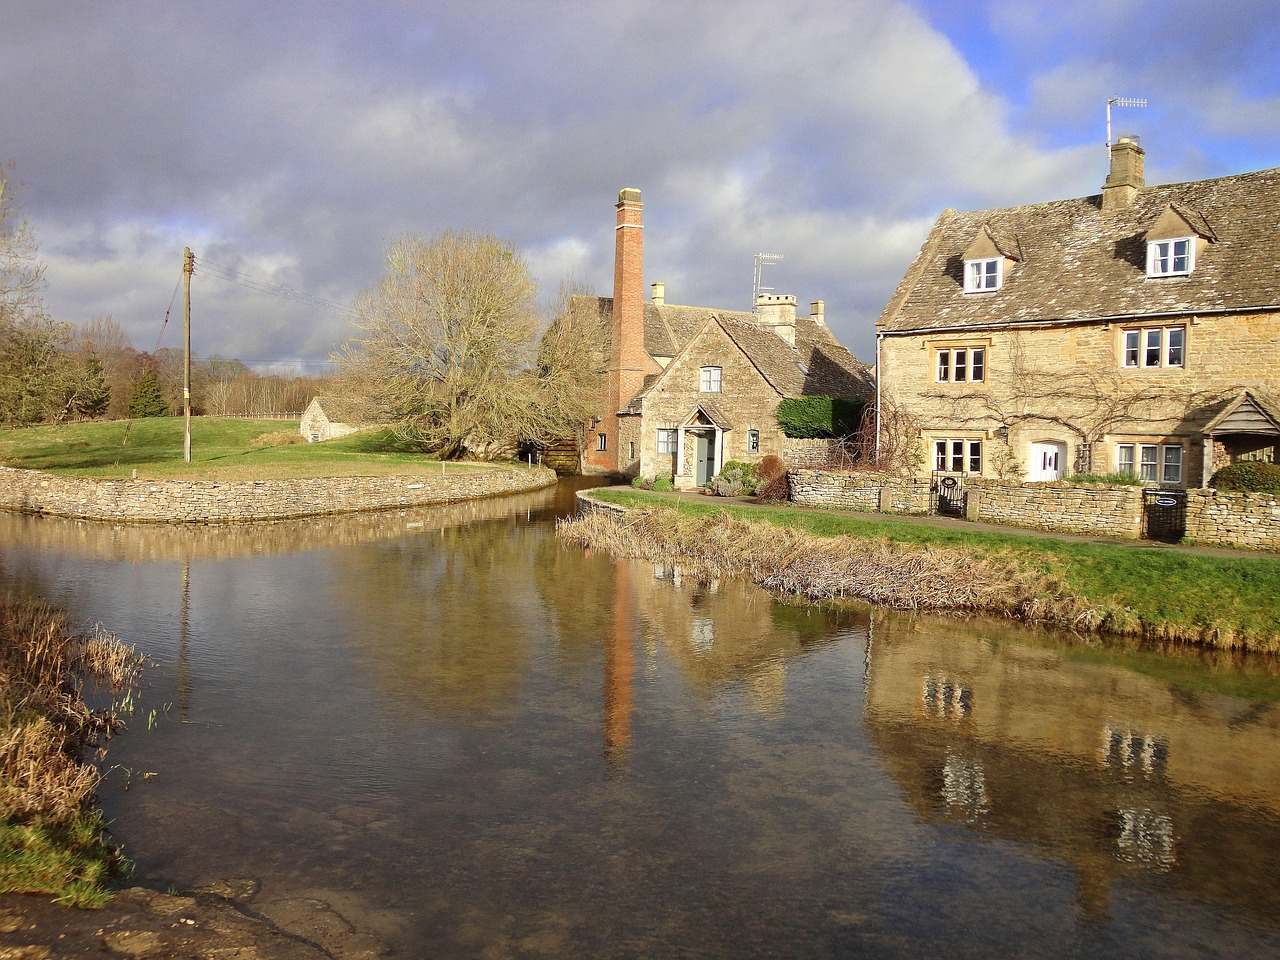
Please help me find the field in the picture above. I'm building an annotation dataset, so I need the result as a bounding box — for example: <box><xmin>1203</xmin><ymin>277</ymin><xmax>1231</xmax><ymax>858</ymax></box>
<box><xmin>0</xmin><ymin>418</ymin><xmax>499</xmax><ymax>481</ymax></box>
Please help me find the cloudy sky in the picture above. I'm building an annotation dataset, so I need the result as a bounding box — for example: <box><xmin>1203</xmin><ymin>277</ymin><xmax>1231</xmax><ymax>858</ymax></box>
<box><xmin>4</xmin><ymin>0</ymin><xmax>1278</xmax><ymax>369</ymax></box>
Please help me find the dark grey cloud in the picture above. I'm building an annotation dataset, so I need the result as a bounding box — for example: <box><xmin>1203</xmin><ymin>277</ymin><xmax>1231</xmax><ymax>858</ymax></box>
<box><xmin>2</xmin><ymin>0</ymin><xmax>1275</xmax><ymax>368</ymax></box>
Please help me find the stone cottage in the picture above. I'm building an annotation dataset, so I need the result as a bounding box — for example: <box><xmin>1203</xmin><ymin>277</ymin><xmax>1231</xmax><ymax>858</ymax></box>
<box><xmin>875</xmin><ymin>139</ymin><xmax>1280</xmax><ymax>488</ymax></box>
<box><xmin>577</xmin><ymin>188</ymin><xmax>872</xmax><ymax>487</ymax></box>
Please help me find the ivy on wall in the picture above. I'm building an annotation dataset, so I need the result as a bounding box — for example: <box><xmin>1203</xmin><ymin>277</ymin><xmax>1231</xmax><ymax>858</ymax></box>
<box><xmin>776</xmin><ymin>396</ymin><xmax>864</xmax><ymax>439</ymax></box>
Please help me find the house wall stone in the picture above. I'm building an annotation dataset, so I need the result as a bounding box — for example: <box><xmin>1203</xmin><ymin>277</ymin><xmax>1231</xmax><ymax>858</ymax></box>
<box><xmin>637</xmin><ymin>323</ymin><xmax>785</xmax><ymax>483</ymax></box>
<box><xmin>0</xmin><ymin>465</ymin><xmax>557</xmax><ymax>524</ymax></box>
<box><xmin>880</xmin><ymin>312</ymin><xmax>1279</xmax><ymax>488</ymax></box>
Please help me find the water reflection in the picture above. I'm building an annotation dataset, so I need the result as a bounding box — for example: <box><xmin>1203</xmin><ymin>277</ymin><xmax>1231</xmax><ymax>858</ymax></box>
<box><xmin>864</xmin><ymin>612</ymin><xmax>1280</xmax><ymax>922</ymax></box>
<box><xmin>3</xmin><ymin>490</ymin><xmax>1280</xmax><ymax>958</ymax></box>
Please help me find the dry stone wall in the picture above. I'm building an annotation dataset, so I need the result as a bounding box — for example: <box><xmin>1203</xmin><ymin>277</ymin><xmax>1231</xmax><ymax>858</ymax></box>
<box><xmin>0</xmin><ymin>465</ymin><xmax>557</xmax><ymax>524</ymax></box>
<box><xmin>789</xmin><ymin>469</ymin><xmax>1278</xmax><ymax>550</ymax></box>
<box><xmin>1184</xmin><ymin>490</ymin><xmax>1280</xmax><ymax>550</ymax></box>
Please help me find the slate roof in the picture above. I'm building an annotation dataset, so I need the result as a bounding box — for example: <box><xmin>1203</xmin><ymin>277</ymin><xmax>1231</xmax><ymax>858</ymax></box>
<box><xmin>583</xmin><ymin>297</ymin><xmax>755</xmax><ymax>359</ymax></box>
<box><xmin>878</xmin><ymin>166</ymin><xmax>1280</xmax><ymax>335</ymax></box>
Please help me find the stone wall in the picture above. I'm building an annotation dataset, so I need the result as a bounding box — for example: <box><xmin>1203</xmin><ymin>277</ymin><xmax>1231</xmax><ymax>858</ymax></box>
<box><xmin>0</xmin><ymin>465</ymin><xmax>558</xmax><ymax>524</ymax></box>
<box><xmin>789</xmin><ymin>469</ymin><xmax>1278</xmax><ymax>550</ymax></box>
<box><xmin>1184</xmin><ymin>489</ymin><xmax>1280</xmax><ymax>550</ymax></box>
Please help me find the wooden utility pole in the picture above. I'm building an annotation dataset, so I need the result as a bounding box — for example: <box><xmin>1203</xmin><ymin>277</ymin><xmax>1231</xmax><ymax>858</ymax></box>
<box><xmin>183</xmin><ymin>247</ymin><xmax>194</xmax><ymax>463</ymax></box>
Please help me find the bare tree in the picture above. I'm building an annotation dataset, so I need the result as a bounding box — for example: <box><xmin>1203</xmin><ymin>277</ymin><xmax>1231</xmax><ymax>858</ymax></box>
<box><xmin>335</xmin><ymin>231</ymin><xmax>597</xmax><ymax>459</ymax></box>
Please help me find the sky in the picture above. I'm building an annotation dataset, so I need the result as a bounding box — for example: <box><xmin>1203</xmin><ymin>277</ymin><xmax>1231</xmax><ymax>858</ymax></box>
<box><xmin>3</xmin><ymin>0</ymin><xmax>1278</xmax><ymax>371</ymax></box>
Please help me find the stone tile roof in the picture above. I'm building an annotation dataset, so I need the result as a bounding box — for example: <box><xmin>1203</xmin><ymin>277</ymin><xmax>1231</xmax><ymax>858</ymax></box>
<box><xmin>587</xmin><ymin>295</ymin><xmax>872</xmax><ymax>407</ymax></box>
<box><xmin>878</xmin><ymin>166</ymin><xmax>1280</xmax><ymax>334</ymax></box>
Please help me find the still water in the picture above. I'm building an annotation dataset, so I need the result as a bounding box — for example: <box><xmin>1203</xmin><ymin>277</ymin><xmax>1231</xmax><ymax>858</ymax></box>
<box><xmin>4</xmin><ymin>480</ymin><xmax>1280</xmax><ymax>958</ymax></box>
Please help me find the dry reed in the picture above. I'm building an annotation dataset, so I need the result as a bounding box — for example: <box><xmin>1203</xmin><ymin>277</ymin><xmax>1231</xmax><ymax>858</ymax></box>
<box><xmin>558</xmin><ymin>507</ymin><xmax>1054</xmax><ymax>615</ymax></box>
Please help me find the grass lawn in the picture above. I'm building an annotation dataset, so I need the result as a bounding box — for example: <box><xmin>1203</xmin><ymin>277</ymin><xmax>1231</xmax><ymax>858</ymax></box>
<box><xmin>0</xmin><ymin>418</ymin><xmax>502</xmax><ymax>481</ymax></box>
<box><xmin>589</xmin><ymin>488</ymin><xmax>1280</xmax><ymax>642</ymax></box>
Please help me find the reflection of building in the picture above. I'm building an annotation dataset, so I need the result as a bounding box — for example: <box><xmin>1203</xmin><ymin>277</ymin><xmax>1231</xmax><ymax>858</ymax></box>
<box><xmin>864</xmin><ymin>611</ymin><xmax>1280</xmax><ymax>920</ymax></box>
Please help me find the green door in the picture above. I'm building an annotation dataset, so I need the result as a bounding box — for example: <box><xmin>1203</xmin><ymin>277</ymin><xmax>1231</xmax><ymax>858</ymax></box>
<box><xmin>696</xmin><ymin>433</ymin><xmax>712</xmax><ymax>486</ymax></box>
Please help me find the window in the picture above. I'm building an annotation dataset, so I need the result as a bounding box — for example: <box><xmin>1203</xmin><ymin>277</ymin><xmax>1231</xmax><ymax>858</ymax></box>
<box><xmin>936</xmin><ymin>346</ymin><xmax>986</xmax><ymax>383</ymax></box>
<box><xmin>1147</xmin><ymin>237</ymin><xmax>1194</xmax><ymax>277</ymax></box>
<box><xmin>1117</xmin><ymin>442</ymin><xmax>1183</xmax><ymax>484</ymax></box>
<box><xmin>596</xmin><ymin>433</ymin><xmax>607</xmax><ymax>452</ymax></box>
<box><xmin>699</xmin><ymin>366</ymin><xmax>722</xmax><ymax>392</ymax></box>
<box><xmin>628</xmin><ymin>441</ymin><xmax>635</xmax><ymax>460</ymax></box>
<box><xmin>964</xmin><ymin>258</ymin><xmax>1002</xmax><ymax>292</ymax></box>
<box><xmin>934</xmin><ymin>439</ymin><xmax>982</xmax><ymax>474</ymax></box>
<box><xmin>1122</xmin><ymin>326</ymin><xmax>1185</xmax><ymax>369</ymax></box>
<box><xmin>747</xmin><ymin>429</ymin><xmax>760</xmax><ymax>454</ymax></box>
<box><xmin>657</xmin><ymin>428</ymin><xmax>677</xmax><ymax>454</ymax></box>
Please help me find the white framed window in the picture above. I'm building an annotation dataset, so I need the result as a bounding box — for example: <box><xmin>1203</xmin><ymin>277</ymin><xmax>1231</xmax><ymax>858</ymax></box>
<box><xmin>936</xmin><ymin>346</ymin><xmax>986</xmax><ymax>383</ymax></box>
<box><xmin>699</xmin><ymin>366</ymin><xmax>722</xmax><ymax>393</ymax></box>
<box><xmin>1147</xmin><ymin>237</ymin><xmax>1194</xmax><ymax>277</ymax></box>
<box><xmin>596</xmin><ymin>432</ymin><xmax>607</xmax><ymax>452</ymax></box>
<box><xmin>657</xmin><ymin>428</ymin><xmax>677</xmax><ymax>454</ymax></box>
<box><xmin>1122</xmin><ymin>327</ymin><xmax>1185</xmax><ymax>369</ymax></box>
<box><xmin>1118</xmin><ymin>442</ymin><xmax>1183</xmax><ymax>484</ymax></box>
<box><xmin>934</xmin><ymin>438</ymin><xmax>983</xmax><ymax>474</ymax></box>
<box><xmin>964</xmin><ymin>258</ymin><xmax>1002</xmax><ymax>292</ymax></box>
<box><xmin>747</xmin><ymin>429</ymin><xmax>760</xmax><ymax>454</ymax></box>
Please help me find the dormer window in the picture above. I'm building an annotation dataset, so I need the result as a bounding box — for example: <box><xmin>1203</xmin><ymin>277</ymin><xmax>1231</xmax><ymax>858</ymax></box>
<box><xmin>1147</xmin><ymin>237</ymin><xmax>1194</xmax><ymax>277</ymax></box>
<box><xmin>964</xmin><ymin>258</ymin><xmax>1002</xmax><ymax>292</ymax></box>
<box><xmin>960</xmin><ymin>224</ymin><xmax>1019</xmax><ymax>295</ymax></box>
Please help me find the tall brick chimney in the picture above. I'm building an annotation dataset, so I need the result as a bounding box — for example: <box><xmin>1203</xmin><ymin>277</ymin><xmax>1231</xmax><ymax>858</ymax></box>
<box><xmin>598</xmin><ymin>188</ymin><xmax>648</xmax><ymax>473</ymax></box>
<box><xmin>1102</xmin><ymin>136</ymin><xmax>1145</xmax><ymax>212</ymax></box>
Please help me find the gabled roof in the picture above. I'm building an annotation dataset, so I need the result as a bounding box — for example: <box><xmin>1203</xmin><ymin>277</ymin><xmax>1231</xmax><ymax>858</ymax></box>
<box><xmin>878</xmin><ymin>166</ymin><xmax>1280</xmax><ymax>335</ymax></box>
<box><xmin>627</xmin><ymin>313</ymin><xmax>873</xmax><ymax>411</ymax></box>
<box><xmin>579</xmin><ymin>296</ymin><xmax>755</xmax><ymax>360</ymax></box>
<box><xmin>1203</xmin><ymin>390</ymin><xmax>1280</xmax><ymax>436</ymax></box>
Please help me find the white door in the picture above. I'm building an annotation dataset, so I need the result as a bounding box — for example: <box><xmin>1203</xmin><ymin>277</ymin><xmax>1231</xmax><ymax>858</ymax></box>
<box><xmin>1028</xmin><ymin>442</ymin><xmax>1067</xmax><ymax>481</ymax></box>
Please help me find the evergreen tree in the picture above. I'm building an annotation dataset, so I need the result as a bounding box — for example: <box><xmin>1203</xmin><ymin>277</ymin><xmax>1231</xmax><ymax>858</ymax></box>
<box><xmin>73</xmin><ymin>356</ymin><xmax>111</xmax><ymax>418</ymax></box>
<box><xmin>127</xmin><ymin>368</ymin><xmax>169</xmax><ymax>418</ymax></box>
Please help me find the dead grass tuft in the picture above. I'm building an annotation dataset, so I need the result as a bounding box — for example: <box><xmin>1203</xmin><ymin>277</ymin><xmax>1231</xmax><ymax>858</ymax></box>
<box><xmin>250</xmin><ymin>430</ymin><xmax>306</xmax><ymax>448</ymax></box>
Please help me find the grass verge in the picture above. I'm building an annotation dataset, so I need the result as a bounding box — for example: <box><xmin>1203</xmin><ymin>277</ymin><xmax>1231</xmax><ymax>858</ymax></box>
<box><xmin>570</xmin><ymin>490</ymin><xmax>1280</xmax><ymax>652</ymax></box>
<box><xmin>1</xmin><ymin>598</ymin><xmax>141</xmax><ymax>906</ymax></box>
<box><xmin>0</xmin><ymin>418</ymin><xmax>503</xmax><ymax>481</ymax></box>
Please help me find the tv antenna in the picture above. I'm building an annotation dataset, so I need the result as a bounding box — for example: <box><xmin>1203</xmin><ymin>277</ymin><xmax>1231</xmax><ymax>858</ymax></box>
<box><xmin>1106</xmin><ymin>96</ymin><xmax>1147</xmax><ymax>159</ymax></box>
<box><xmin>752</xmin><ymin>252</ymin><xmax>784</xmax><ymax>312</ymax></box>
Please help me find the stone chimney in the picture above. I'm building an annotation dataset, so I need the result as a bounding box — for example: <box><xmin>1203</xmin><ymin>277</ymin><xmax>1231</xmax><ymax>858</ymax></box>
<box><xmin>1102</xmin><ymin>136</ymin><xmax>1145</xmax><ymax>212</ymax></box>
<box><xmin>651</xmin><ymin>281</ymin><xmax>665</xmax><ymax>306</ymax></box>
<box><xmin>809</xmin><ymin>300</ymin><xmax>825</xmax><ymax>327</ymax></box>
<box><xmin>756</xmin><ymin>294</ymin><xmax>797</xmax><ymax>347</ymax></box>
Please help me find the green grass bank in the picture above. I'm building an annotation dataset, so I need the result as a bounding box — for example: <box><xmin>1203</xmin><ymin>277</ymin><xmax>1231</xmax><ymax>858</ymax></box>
<box><xmin>0</xmin><ymin>418</ymin><xmax>498</xmax><ymax>481</ymax></box>
<box><xmin>573</xmin><ymin>489</ymin><xmax>1280</xmax><ymax>652</ymax></box>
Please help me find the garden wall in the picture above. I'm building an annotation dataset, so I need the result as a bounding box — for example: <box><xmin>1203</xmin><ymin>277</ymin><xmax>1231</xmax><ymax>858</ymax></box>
<box><xmin>789</xmin><ymin>470</ymin><xmax>1279</xmax><ymax>550</ymax></box>
<box><xmin>0</xmin><ymin>465</ymin><xmax>557</xmax><ymax>524</ymax></box>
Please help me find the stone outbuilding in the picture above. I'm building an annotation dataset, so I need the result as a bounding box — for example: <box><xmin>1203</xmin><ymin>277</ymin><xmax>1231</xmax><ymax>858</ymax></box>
<box><xmin>300</xmin><ymin>397</ymin><xmax>367</xmax><ymax>442</ymax></box>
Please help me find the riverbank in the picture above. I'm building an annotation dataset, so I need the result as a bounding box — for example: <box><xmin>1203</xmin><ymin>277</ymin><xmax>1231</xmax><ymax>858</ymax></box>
<box><xmin>0</xmin><ymin>463</ymin><xmax>557</xmax><ymax>523</ymax></box>
<box><xmin>563</xmin><ymin>489</ymin><xmax>1280</xmax><ymax>652</ymax></box>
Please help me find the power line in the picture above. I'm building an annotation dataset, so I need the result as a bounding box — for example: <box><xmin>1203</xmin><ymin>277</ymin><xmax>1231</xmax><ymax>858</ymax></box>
<box><xmin>192</xmin><ymin>255</ymin><xmax>355</xmax><ymax>315</ymax></box>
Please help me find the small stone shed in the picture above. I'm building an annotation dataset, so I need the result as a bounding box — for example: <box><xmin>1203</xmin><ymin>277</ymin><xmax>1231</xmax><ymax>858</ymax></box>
<box><xmin>300</xmin><ymin>397</ymin><xmax>367</xmax><ymax>442</ymax></box>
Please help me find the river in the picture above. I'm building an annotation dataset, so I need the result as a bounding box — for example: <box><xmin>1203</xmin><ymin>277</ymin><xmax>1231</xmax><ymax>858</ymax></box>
<box><xmin>2</xmin><ymin>479</ymin><xmax>1279</xmax><ymax>958</ymax></box>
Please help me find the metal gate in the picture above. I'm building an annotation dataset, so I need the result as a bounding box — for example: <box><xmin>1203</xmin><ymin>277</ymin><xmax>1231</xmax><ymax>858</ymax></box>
<box><xmin>932</xmin><ymin>474</ymin><xmax>967</xmax><ymax>517</ymax></box>
<box><xmin>1142</xmin><ymin>489</ymin><xmax>1187</xmax><ymax>542</ymax></box>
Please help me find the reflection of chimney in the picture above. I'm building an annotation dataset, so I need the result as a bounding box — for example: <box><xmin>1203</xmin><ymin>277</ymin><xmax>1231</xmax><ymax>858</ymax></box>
<box><xmin>603</xmin><ymin>560</ymin><xmax>635</xmax><ymax>768</ymax></box>
<box><xmin>1102</xmin><ymin>136</ymin><xmax>1145</xmax><ymax>212</ymax></box>
<box><xmin>755</xmin><ymin>294</ymin><xmax>797</xmax><ymax>347</ymax></box>
<box><xmin>651</xmin><ymin>281</ymin><xmax>665</xmax><ymax>306</ymax></box>
<box><xmin>809</xmin><ymin>300</ymin><xmax>825</xmax><ymax>327</ymax></box>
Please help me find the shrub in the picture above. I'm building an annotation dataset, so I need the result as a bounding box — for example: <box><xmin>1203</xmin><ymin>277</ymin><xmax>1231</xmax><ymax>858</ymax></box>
<box><xmin>776</xmin><ymin>396</ymin><xmax>864</xmax><ymax>439</ymax></box>
<box><xmin>652</xmin><ymin>477</ymin><xmax>674</xmax><ymax>492</ymax></box>
<box><xmin>712</xmin><ymin>461</ymin><xmax>761</xmax><ymax>497</ymax></box>
<box><xmin>1211</xmin><ymin>461</ymin><xmax>1280</xmax><ymax>493</ymax></box>
<box><xmin>631</xmin><ymin>476</ymin><xmax>648</xmax><ymax>489</ymax></box>
<box><xmin>758</xmin><ymin>454</ymin><xmax>785</xmax><ymax>481</ymax></box>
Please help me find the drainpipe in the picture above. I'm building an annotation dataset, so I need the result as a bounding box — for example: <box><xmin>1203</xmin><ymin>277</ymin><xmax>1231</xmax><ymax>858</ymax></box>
<box><xmin>874</xmin><ymin>332</ymin><xmax>883</xmax><ymax>463</ymax></box>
